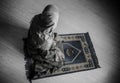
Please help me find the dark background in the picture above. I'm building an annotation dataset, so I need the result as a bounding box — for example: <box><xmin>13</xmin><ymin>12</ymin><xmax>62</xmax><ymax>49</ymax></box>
<box><xmin>0</xmin><ymin>0</ymin><xmax>120</xmax><ymax>83</ymax></box>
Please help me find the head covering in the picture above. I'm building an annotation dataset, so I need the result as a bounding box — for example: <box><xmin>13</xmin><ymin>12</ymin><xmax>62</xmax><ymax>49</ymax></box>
<box><xmin>41</xmin><ymin>4</ymin><xmax>59</xmax><ymax>30</ymax></box>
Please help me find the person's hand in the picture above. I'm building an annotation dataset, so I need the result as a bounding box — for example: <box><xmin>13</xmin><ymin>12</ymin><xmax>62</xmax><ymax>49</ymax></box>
<box><xmin>55</xmin><ymin>47</ymin><xmax>65</xmax><ymax>64</ymax></box>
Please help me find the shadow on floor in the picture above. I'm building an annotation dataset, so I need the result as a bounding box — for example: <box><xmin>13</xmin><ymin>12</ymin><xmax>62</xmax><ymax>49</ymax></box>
<box><xmin>0</xmin><ymin>16</ymin><xmax>28</xmax><ymax>55</ymax></box>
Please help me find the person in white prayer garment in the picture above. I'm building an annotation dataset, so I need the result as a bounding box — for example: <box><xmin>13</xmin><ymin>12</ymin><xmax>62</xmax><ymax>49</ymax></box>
<box><xmin>26</xmin><ymin>4</ymin><xmax>65</xmax><ymax>75</ymax></box>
